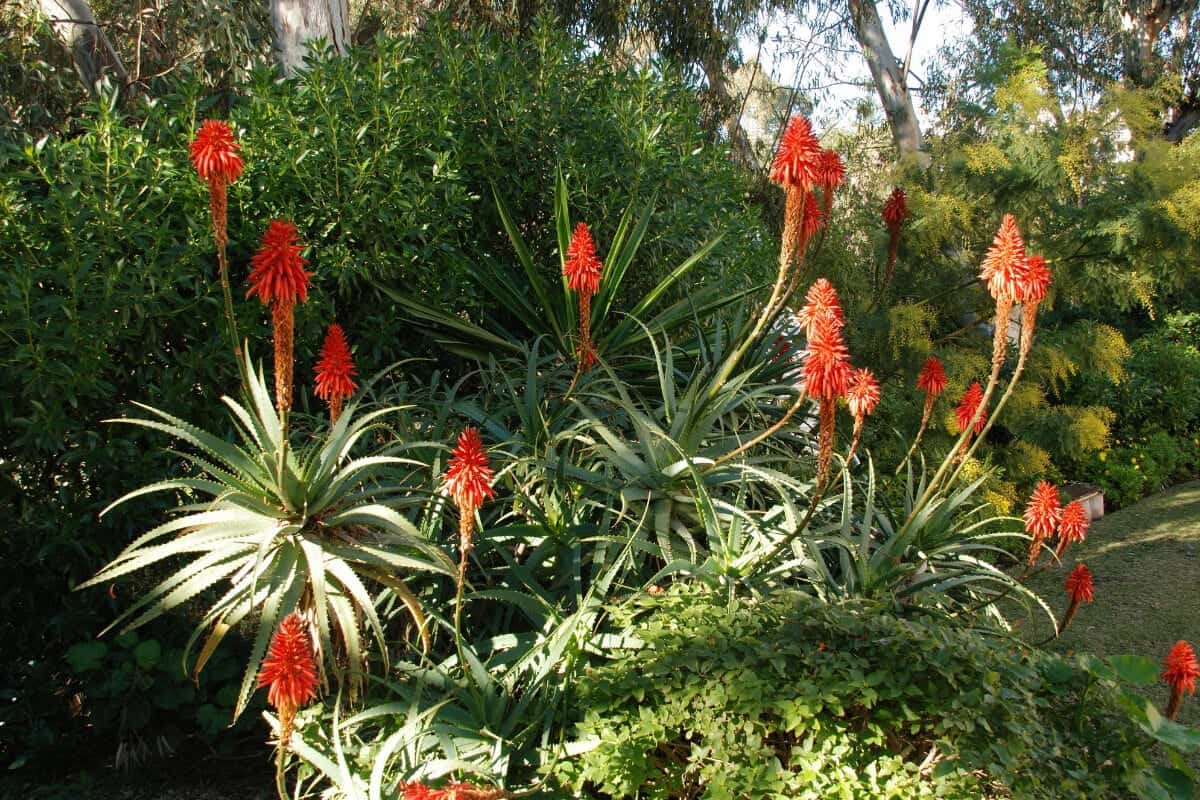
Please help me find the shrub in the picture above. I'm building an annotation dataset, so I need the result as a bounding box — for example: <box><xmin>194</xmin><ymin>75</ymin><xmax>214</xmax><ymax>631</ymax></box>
<box><xmin>556</xmin><ymin>587</ymin><xmax>1197</xmax><ymax>800</ymax></box>
<box><xmin>1109</xmin><ymin>333</ymin><xmax>1200</xmax><ymax>436</ymax></box>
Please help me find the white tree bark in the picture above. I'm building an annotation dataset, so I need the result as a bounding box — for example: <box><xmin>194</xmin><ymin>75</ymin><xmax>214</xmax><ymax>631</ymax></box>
<box><xmin>848</xmin><ymin>0</ymin><xmax>928</xmax><ymax>166</ymax></box>
<box><xmin>271</xmin><ymin>0</ymin><xmax>350</xmax><ymax>76</ymax></box>
<box><xmin>36</xmin><ymin>0</ymin><xmax>128</xmax><ymax>94</ymax></box>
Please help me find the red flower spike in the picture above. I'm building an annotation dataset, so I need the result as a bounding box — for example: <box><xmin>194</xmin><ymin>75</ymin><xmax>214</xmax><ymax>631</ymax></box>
<box><xmin>845</xmin><ymin>368</ymin><xmax>880</xmax><ymax>420</ymax></box>
<box><xmin>247</xmin><ymin>220</ymin><xmax>313</xmax><ymax>306</ymax></box>
<box><xmin>979</xmin><ymin>214</ymin><xmax>1028</xmax><ymax>301</ymax></box>
<box><xmin>1058</xmin><ymin>500</ymin><xmax>1088</xmax><ymax>545</ymax></box>
<box><xmin>444</xmin><ymin>427</ymin><xmax>495</xmax><ymax>515</ymax></box>
<box><xmin>1065</xmin><ymin>563</ymin><xmax>1094</xmax><ymax>605</ymax></box>
<box><xmin>916</xmin><ymin>356</ymin><xmax>947</xmax><ymax>398</ymax></box>
<box><xmin>882</xmin><ymin>188</ymin><xmax>909</xmax><ymax>229</ymax></box>
<box><xmin>804</xmin><ymin>325</ymin><xmax>852</xmax><ymax>401</ymax></box>
<box><xmin>257</xmin><ymin>613</ymin><xmax>318</xmax><ymax>712</ymax></box>
<box><xmin>954</xmin><ymin>382</ymin><xmax>987</xmax><ymax>434</ymax></box>
<box><xmin>796</xmin><ymin>278</ymin><xmax>845</xmax><ymax>337</ymax></box>
<box><xmin>564</xmin><ymin>222</ymin><xmax>603</xmax><ymax>297</ymax></box>
<box><xmin>816</xmin><ymin>150</ymin><xmax>846</xmax><ymax>191</ymax></box>
<box><xmin>1024</xmin><ymin>481</ymin><xmax>1063</xmax><ymax>541</ymax></box>
<box><xmin>400</xmin><ymin>783</ymin><xmax>437</xmax><ymax>800</ymax></box>
<box><xmin>1164</xmin><ymin>641</ymin><xmax>1200</xmax><ymax>697</ymax></box>
<box><xmin>1019</xmin><ymin>254</ymin><xmax>1053</xmax><ymax>304</ymax></box>
<box><xmin>190</xmin><ymin>120</ymin><xmax>244</xmax><ymax>184</ymax></box>
<box><xmin>800</xmin><ymin>190</ymin><xmax>825</xmax><ymax>243</ymax></box>
<box><xmin>770</xmin><ymin>116</ymin><xmax>823</xmax><ymax>188</ymax></box>
<box><xmin>1164</xmin><ymin>640</ymin><xmax>1199</xmax><ymax>720</ymax></box>
<box><xmin>314</xmin><ymin>323</ymin><xmax>358</xmax><ymax>408</ymax></box>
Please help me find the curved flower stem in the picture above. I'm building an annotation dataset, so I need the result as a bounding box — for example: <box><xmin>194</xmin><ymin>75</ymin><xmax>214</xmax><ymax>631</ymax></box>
<box><xmin>895</xmin><ymin>395</ymin><xmax>935</xmax><ymax>476</ymax></box>
<box><xmin>845</xmin><ymin>417</ymin><xmax>864</xmax><ymax>467</ymax></box>
<box><xmin>708</xmin><ymin>189</ymin><xmax>808</xmax><ymax>402</ymax></box>
<box><xmin>453</xmin><ymin>511</ymin><xmax>472</xmax><ymax>682</ymax></box>
<box><xmin>216</xmin><ymin>245</ymin><xmax>245</xmax><ymax>375</ymax></box>
<box><xmin>275</xmin><ymin>740</ymin><xmax>288</xmax><ymax>800</ymax></box>
<box><xmin>711</xmin><ymin>388</ymin><xmax>808</xmax><ymax>468</ymax></box>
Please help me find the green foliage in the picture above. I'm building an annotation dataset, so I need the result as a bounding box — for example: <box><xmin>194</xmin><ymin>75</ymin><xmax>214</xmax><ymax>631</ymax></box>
<box><xmin>1107</xmin><ymin>333</ymin><xmax>1200</xmax><ymax>436</ymax></box>
<box><xmin>555</xmin><ymin>587</ymin><xmax>1196</xmax><ymax>799</ymax></box>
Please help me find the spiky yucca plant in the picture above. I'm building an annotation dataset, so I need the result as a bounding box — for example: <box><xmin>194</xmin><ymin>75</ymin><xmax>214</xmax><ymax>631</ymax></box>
<box><xmin>79</xmin><ymin>352</ymin><xmax>455</xmax><ymax>718</ymax></box>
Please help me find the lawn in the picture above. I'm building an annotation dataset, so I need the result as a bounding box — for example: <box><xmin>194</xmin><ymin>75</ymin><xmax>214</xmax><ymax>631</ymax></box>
<box><xmin>1013</xmin><ymin>481</ymin><xmax>1200</xmax><ymax>734</ymax></box>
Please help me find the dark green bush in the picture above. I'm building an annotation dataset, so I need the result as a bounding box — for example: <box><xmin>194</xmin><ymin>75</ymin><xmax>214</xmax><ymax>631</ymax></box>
<box><xmin>555</xmin><ymin>587</ymin><xmax>1196</xmax><ymax>799</ymax></box>
<box><xmin>0</xmin><ymin>19</ymin><xmax>772</xmax><ymax>770</ymax></box>
<box><xmin>1109</xmin><ymin>333</ymin><xmax>1200</xmax><ymax>437</ymax></box>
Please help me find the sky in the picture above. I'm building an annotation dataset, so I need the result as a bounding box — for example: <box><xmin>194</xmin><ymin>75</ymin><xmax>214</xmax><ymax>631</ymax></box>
<box><xmin>737</xmin><ymin>1</ymin><xmax>971</xmax><ymax>139</ymax></box>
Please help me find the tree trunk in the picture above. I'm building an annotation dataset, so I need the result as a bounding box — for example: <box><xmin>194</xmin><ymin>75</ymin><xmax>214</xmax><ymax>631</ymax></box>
<box><xmin>848</xmin><ymin>0</ymin><xmax>928</xmax><ymax>166</ymax></box>
<box><xmin>271</xmin><ymin>0</ymin><xmax>350</xmax><ymax>76</ymax></box>
<box><xmin>37</xmin><ymin>0</ymin><xmax>128</xmax><ymax>95</ymax></box>
<box><xmin>1121</xmin><ymin>0</ymin><xmax>1180</xmax><ymax>87</ymax></box>
<box><xmin>702</xmin><ymin>53</ymin><xmax>757</xmax><ymax>168</ymax></box>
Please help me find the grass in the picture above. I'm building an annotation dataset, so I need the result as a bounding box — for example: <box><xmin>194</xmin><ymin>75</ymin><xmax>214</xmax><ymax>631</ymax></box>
<box><xmin>1010</xmin><ymin>480</ymin><xmax>1200</xmax><ymax>736</ymax></box>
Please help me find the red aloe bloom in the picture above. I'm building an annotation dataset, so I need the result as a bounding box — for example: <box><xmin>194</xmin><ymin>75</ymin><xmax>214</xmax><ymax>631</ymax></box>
<box><xmin>954</xmin><ymin>382</ymin><xmax>987</xmax><ymax>435</ymax></box>
<box><xmin>804</xmin><ymin>325</ymin><xmax>853</xmax><ymax>400</ymax></box>
<box><xmin>979</xmin><ymin>214</ymin><xmax>1028</xmax><ymax>302</ymax></box>
<box><xmin>189</xmin><ymin>120</ymin><xmax>244</xmax><ymax>184</ymax></box>
<box><xmin>1024</xmin><ymin>481</ymin><xmax>1063</xmax><ymax>541</ymax></box>
<box><xmin>445</xmin><ymin>427</ymin><xmax>495</xmax><ymax>515</ymax></box>
<box><xmin>1163</xmin><ymin>640</ymin><xmax>1200</xmax><ymax>719</ymax></box>
<box><xmin>1065</xmin><ymin>563</ymin><xmax>1094</xmax><ymax>604</ymax></box>
<box><xmin>799</xmin><ymin>190</ymin><xmax>825</xmax><ymax>244</ymax></box>
<box><xmin>845</xmin><ymin>368</ymin><xmax>880</xmax><ymax>420</ymax></box>
<box><xmin>770</xmin><ymin>116</ymin><xmax>823</xmax><ymax>188</ymax></box>
<box><xmin>1056</xmin><ymin>500</ymin><xmax>1089</xmax><ymax>551</ymax></box>
<box><xmin>916</xmin><ymin>356</ymin><xmax>947</xmax><ymax>398</ymax></box>
<box><xmin>1057</xmin><ymin>563</ymin><xmax>1093</xmax><ymax>634</ymax></box>
<box><xmin>882</xmin><ymin>188</ymin><xmax>909</xmax><ymax>229</ymax></box>
<box><xmin>314</xmin><ymin>323</ymin><xmax>357</xmax><ymax>422</ymax></box>
<box><xmin>257</xmin><ymin>612</ymin><xmax>318</xmax><ymax>749</ymax></box>
<box><xmin>816</xmin><ymin>150</ymin><xmax>846</xmax><ymax>192</ymax></box>
<box><xmin>796</xmin><ymin>278</ymin><xmax>845</xmax><ymax>337</ymax></box>
<box><xmin>400</xmin><ymin>784</ymin><xmax>437</xmax><ymax>800</ymax></box>
<box><xmin>1019</xmin><ymin>254</ymin><xmax>1053</xmax><ymax>304</ymax></box>
<box><xmin>564</xmin><ymin>222</ymin><xmax>603</xmax><ymax>296</ymax></box>
<box><xmin>247</xmin><ymin>220</ymin><xmax>313</xmax><ymax>306</ymax></box>
<box><xmin>401</xmin><ymin>783</ymin><xmax>507</xmax><ymax>800</ymax></box>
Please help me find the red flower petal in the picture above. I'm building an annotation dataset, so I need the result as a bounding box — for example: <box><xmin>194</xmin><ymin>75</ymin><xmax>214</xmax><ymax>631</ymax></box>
<box><xmin>1065</xmin><ymin>563</ymin><xmax>1094</xmax><ymax>605</ymax></box>
<box><xmin>1024</xmin><ymin>481</ymin><xmax>1062</xmax><ymax>540</ymax></box>
<box><xmin>1058</xmin><ymin>499</ymin><xmax>1089</xmax><ymax>545</ymax></box>
<box><xmin>1163</xmin><ymin>641</ymin><xmax>1200</xmax><ymax>696</ymax></box>
<box><xmin>796</xmin><ymin>278</ymin><xmax>844</xmax><ymax>338</ymax></box>
<box><xmin>979</xmin><ymin>214</ymin><xmax>1028</xmax><ymax>301</ymax></box>
<box><xmin>815</xmin><ymin>150</ymin><xmax>846</xmax><ymax>191</ymax></box>
<box><xmin>954</xmin><ymin>382</ymin><xmax>987</xmax><ymax>434</ymax></box>
<box><xmin>882</xmin><ymin>188</ymin><xmax>909</xmax><ymax>228</ymax></box>
<box><xmin>1019</xmin><ymin>254</ymin><xmax>1053</xmax><ymax>304</ymax></box>
<box><xmin>804</xmin><ymin>324</ymin><xmax>852</xmax><ymax>400</ymax></box>
<box><xmin>845</xmin><ymin>368</ymin><xmax>880</xmax><ymax>419</ymax></box>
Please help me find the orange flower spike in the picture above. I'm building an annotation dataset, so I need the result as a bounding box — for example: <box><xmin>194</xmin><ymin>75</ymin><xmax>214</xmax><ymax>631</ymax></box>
<box><xmin>816</xmin><ymin>150</ymin><xmax>846</xmax><ymax>192</ymax></box>
<box><xmin>314</xmin><ymin>323</ymin><xmax>358</xmax><ymax>423</ymax></box>
<box><xmin>770</xmin><ymin>116</ymin><xmax>823</xmax><ymax>189</ymax></box>
<box><xmin>799</xmin><ymin>190</ymin><xmax>825</xmax><ymax>246</ymax></box>
<box><xmin>1054</xmin><ymin>500</ymin><xmax>1089</xmax><ymax>559</ymax></box>
<box><xmin>1163</xmin><ymin>641</ymin><xmax>1200</xmax><ymax>720</ymax></box>
<box><xmin>1019</xmin><ymin>255</ymin><xmax>1053</xmax><ymax>305</ymax></box>
<box><xmin>189</xmin><ymin>120</ymin><xmax>244</xmax><ymax>184</ymax></box>
<box><xmin>804</xmin><ymin>325</ymin><xmax>853</xmax><ymax>401</ymax></box>
<box><xmin>979</xmin><ymin>214</ymin><xmax>1028</xmax><ymax>302</ymax></box>
<box><xmin>846</xmin><ymin>368</ymin><xmax>880</xmax><ymax>421</ymax></box>
<box><xmin>954</xmin><ymin>382</ymin><xmax>987</xmax><ymax>435</ymax></box>
<box><xmin>563</xmin><ymin>222</ymin><xmax>603</xmax><ymax>297</ymax></box>
<box><xmin>247</xmin><ymin>220</ymin><xmax>312</xmax><ymax>307</ymax></box>
<box><xmin>257</xmin><ymin>613</ymin><xmax>318</xmax><ymax>747</ymax></box>
<box><xmin>796</xmin><ymin>278</ymin><xmax>845</xmax><ymax>338</ymax></box>
<box><xmin>1023</xmin><ymin>481</ymin><xmax>1062</xmax><ymax>569</ymax></box>
<box><xmin>444</xmin><ymin>427</ymin><xmax>495</xmax><ymax>554</ymax></box>
<box><xmin>247</xmin><ymin>220</ymin><xmax>312</xmax><ymax>413</ymax></box>
<box><xmin>564</xmin><ymin>222</ymin><xmax>604</xmax><ymax>370</ymax></box>
<box><xmin>1058</xmin><ymin>563</ymin><xmax>1093</xmax><ymax>634</ymax></box>
<box><xmin>916</xmin><ymin>356</ymin><xmax>947</xmax><ymax>398</ymax></box>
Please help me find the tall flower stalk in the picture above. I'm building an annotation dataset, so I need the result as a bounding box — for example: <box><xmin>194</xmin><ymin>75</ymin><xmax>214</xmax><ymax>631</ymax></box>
<box><xmin>563</xmin><ymin>222</ymin><xmax>603</xmax><ymax>372</ymax></box>
<box><xmin>258</xmin><ymin>613</ymin><xmax>318</xmax><ymax>800</ymax></box>
<box><xmin>803</xmin><ymin>289</ymin><xmax>853</xmax><ymax>490</ymax></box>
<box><xmin>1163</xmin><ymin>640</ymin><xmax>1199</xmax><ymax>720</ymax></box>
<box><xmin>247</xmin><ymin>220</ymin><xmax>312</xmax><ymax>415</ymax></box>
<box><xmin>189</xmin><ymin>120</ymin><xmax>245</xmax><ymax>369</ymax></box>
<box><xmin>953</xmin><ymin>382</ymin><xmax>987</xmax><ymax>455</ymax></box>
<box><xmin>443</xmin><ymin>427</ymin><xmax>495</xmax><ymax>670</ymax></box>
<box><xmin>313</xmin><ymin>323</ymin><xmax>358</xmax><ymax>424</ymax></box>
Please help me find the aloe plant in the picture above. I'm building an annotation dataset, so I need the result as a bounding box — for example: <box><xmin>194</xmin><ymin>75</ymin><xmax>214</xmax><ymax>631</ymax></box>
<box><xmin>78</xmin><ymin>353</ymin><xmax>456</xmax><ymax>718</ymax></box>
